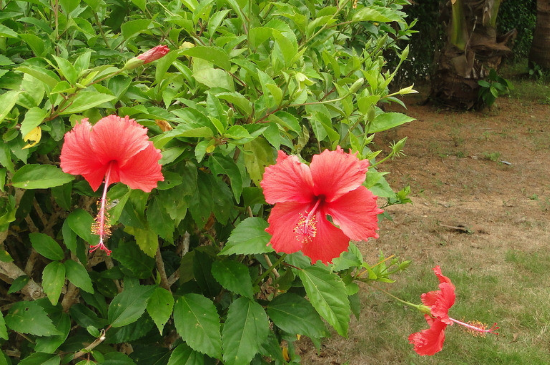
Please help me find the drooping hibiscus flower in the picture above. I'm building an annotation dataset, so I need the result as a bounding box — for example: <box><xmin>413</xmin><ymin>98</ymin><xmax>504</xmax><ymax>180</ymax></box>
<box><xmin>260</xmin><ymin>147</ymin><xmax>383</xmax><ymax>264</ymax></box>
<box><xmin>60</xmin><ymin>115</ymin><xmax>164</xmax><ymax>254</ymax></box>
<box><xmin>409</xmin><ymin>266</ymin><xmax>498</xmax><ymax>356</ymax></box>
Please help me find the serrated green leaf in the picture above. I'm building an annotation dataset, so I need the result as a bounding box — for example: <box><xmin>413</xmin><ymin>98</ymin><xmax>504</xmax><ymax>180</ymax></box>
<box><xmin>0</xmin><ymin>24</ymin><xmax>18</xmax><ymax>38</ymax></box>
<box><xmin>209</xmin><ymin>154</ymin><xmax>243</xmax><ymax>200</ymax></box>
<box><xmin>17</xmin><ymin>353</ymin><xmax>60</xmax><ymax>365</ymax></box>
<box><xmin>16</xmin><ymin>66</ymin><xmax>59</xmax><ymax>89</ymax></box>
<box><xmin>29</xmin><ymin>232</ymin><xmax>64</xmax><ymax>261</ymax></box>
<box><xmin>173</xmin><ymin>293</ymin><xmax>222</xmax><ymax>359</ymax></box>
<box><xmin>12</xmin><ymin>164</ymin><xmax>74</xmax><ymax>189</ymax></box>
<box><xmin>34</xmin><ymin>312</ymin><xmax>70</xmax><ymax>353</ymax></box>
<box><xmin>211</xmin><ymin>261</ymin><xmax>254</xmax><ymax>299</ymax></box>
<box><xmin>146</xmin><ymin>287</ymin><xmax>174</xmax><ymax>334</ymax></box>
<box><xmin>297</xmin><ymin>266</ymin><xmax>350</xmax><ymax>336</ymax></box>
<box><xmin>368</xmin><ymin>112</ymin><xmax>414</xmax><ymax>133</ymax></box>
<box><xmin>43</xmin><ymin>261</ymin><xmax>66</xmax><ymax>305</ymax></box>
<box><xmin>267</xmin><ymin>293</ymin><xmax>327</xmax><ymax>338</ymax></box>
<box><xmin>219</xmin><ymin>217</ymin><xmax>273</xmax><ymax>255</ymax></box>
<box><xmin>5</xmin><ymin>301</ymin><xmax>61</xmax><ymax>336</ymax></box>
<box><xmin>216</xmin><ymin>92</ymin><xmax>252</xmax><ymax>115</ymax></box>
<box><xmin>0</xmin><ymin>249</ymin><xmax>12</xmax><ymax>263</ymax></box>
<box><xmin>124</xmin><ymin>226</ymin><xmax>158</xmax><ymax>258</ymax></box>
<box><xmin>168</xmin><ymin>344</ymin><xmax>204</xmax><ymax>365</ymax></box>
<box><xmin>60</xmin><ymin>92</ymin><xmax>116</xmax><ymax>115</ymax></box>
<box><xmin>243</xmin><ymin>137</ymin><xmax>275</xmax><ymax>186</ymax></box>
<box><xmin>147</xmin><ymin>199</ymin><xmax>174</xmax><ymax>242</ymax></box>
<box><xmin>108</xmin><ymin>285</ymin><xmax>156</xmax><ymax>327</ymax></box>
<box><xmin>64</xmin><ymin>260</ymin><xmax>94</xmax><ymax>293</ymax></box>
<box><xmin>130</xmin><ymin>0</ymin><xmax>146</xmax><ymax>11</ymax></box>
<box><xmin>222</xmin><ymin>297</ymin><xmax>269</xmax><ymax>365</ymax></box>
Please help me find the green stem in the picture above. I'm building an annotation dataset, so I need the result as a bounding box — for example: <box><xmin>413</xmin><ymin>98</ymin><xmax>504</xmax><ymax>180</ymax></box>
<box><xmin>255</xmin><ymin>253</ymin><xmax>287</xmax><ymax>285</ymax></box>
<box><xmin>368</xmin><ymin>284</ymin><xmax>430</xmax><ymax>314</ymax></box>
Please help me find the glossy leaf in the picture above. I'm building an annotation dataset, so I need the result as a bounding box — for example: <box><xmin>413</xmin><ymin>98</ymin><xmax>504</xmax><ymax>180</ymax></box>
<box><xmin>211</xmin><ymin>260</ymin><xmax>254</xmax><ymax>299</ymax></box>
<box><xmin>5</xmin><ymin>301</ymin><xmax>61</xmax><ymax>336</ymax></box>
<box><xmin>64</xmin><ymin>260</ymin><xmax>94</xmax><ymax>294</ymax></box>
<box><xmin>168</xmin><ymin>344</ymin><xmax>204</xmax><ymax>365</ymax></box>
<box><xmin>12</xmin><ymin>165</ymin><xmax>75</xmax><ymax>189</ymax></box>
<box><xmin>108</xmin><ymin>285</ymin><xmax>156</xmax><ymax>328</ymax></box>
<box><xmin>267</xmin><ymin>293</ymin><xmax>327</xmax><ymax>338</ymax></box>
<box><xmin>146</xmin><ymin>287</ymin><xmax>174</xmax><ymax>334</ymax></box>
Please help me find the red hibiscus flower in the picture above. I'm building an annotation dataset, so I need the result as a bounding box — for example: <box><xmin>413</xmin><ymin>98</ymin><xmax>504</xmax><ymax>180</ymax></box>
<box><xmin>260</xmin><ymin>147</ymin><xmax>383</xmax><ymax>264</ymax></box>
<box><xmin>60</xmin><ymin>115</ymin><xmax>164</xmax><ymax>254</ymax></box>
<box><xmin>409</xmin><ymin>266</ymin><xmax>498</xmax><ymax>356</ymax></box>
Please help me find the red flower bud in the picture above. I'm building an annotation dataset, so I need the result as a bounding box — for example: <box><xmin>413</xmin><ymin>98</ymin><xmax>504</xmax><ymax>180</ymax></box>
<box><xmin>136</xmin><ymin>45</ymin><xmax>170</xmax><ymax>64</ymax></box>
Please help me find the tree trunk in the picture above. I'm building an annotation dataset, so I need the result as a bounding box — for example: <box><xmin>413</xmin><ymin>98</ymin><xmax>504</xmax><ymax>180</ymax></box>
<box><xmin>529</xmin><ymin>0</ymin><xmax>550</xmax><ymax>69</ymax></box>
<box><xmin>430</xmin><ymin>0</ymin><xmax>516</xmax><ymax>109</ymax></box>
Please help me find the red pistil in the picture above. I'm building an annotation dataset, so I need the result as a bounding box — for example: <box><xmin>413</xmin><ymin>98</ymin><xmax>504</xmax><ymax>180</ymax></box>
<box><xmin>90</xmin><ymin>163</ymin><xmax>113</xmax><ymax>255</ymax></box>
<box><xmin>450</xmin><ymin>318</ymin><xmax>499</xmax><ymax>336</ymax></box>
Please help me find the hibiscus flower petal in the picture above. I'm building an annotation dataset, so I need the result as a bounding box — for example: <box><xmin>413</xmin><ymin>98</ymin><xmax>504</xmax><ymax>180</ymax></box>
<box><xmin>118</xmin><ymin>143</ymin><xmax>164</xmax><ymax>192</ymax></box>
<box><xmin>301</xmin><ymin>212</ymin><xmax>351</xmax><ymax>264</ymax></box>
<box><xmin>430</xmin><ymin>282</ymin><xmax>455</xmax><ymax>325</ymax></box>
<box><xmin>60</xmin><ymin>119</ymin><xmax>104</xmax><ymax>177</ymax></box>
<box><xmin>90</xmin><ymin>115</ymin><xmax>150</xmax><ymax>166</ymax></box>
<box><xmin>261</xmin><ymin>150</ymin><xmax>315</xmax><ymax>204</ymax></box>
<box><xmin>409</xmin><ymin>316</ymin><xmax>447</xmax><ymax>356</ymax></box>
<box><xmin>310</xmin><ymin>147</ymin><xmax>370</xmax><ymax>202</ymax></box>
<box><xmin>433</xmin><ymin>265</ymin><xmax>453</xmax><ymax>285</ymax></box>
<box><xmin>81</xmin><ymin>167</ymin><xmax>110</xmax><ymax>192</ymax></box>
<box><xmin>324</xmin><ymin>186</ymin><xmax>382</xmax><ymax>242</ymax></box>
<box><xmin>266</xmin><ymin>201</ymin><xmax>313</xmax><ymax>254</ymax></box>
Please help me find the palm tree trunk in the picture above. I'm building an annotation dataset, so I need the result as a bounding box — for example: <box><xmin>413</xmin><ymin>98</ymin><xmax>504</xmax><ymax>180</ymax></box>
<box><xmin>529</xmin><ymin>0</ymin><xmax>550</xmax><ymax>69</ymax></box>
<box><xmin>430</xmin><ymin>0</ymin><xmax>515</xmax><ymax>109</ymax></box>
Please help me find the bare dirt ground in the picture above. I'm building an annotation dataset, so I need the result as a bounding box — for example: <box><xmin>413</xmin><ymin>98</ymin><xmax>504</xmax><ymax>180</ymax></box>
<box><xmin>299</xmin><ymin>92</ymin><xmax>550</xmax><ymax>364</ymax></box>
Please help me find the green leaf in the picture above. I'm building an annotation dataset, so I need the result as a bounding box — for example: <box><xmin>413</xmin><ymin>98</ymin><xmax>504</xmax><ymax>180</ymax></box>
<box><xmin>124</xmin><ymin>226</ymin><xmax>158</xmax><ymax>258</ymax></box>
<box><xmin>168</xmin><ymin>344</ymin><xmax>204</xmax><ymax>365</ymax></box>
<box><xmin>243</xmin><ymin>137</ymin><xmax>275</xmax><ymax>186</ymax></box>
<box><xmin>59</xmin><ymin>0</ymin><xmax>79</xmax><ymax>13</ymax></box>
<box><xmin>0</xmin><ymin>90</ymin><xmax>20</xmax><ymax>124</ymax></box>
<box><xmin>222</xmin><ymin>297</ymin><xmax>269</xmax><ymax>365</ymax></box>
<box><xmin>193</xmin><ymin>67</ymin><xmax>234</xmax><ymax>91</ymax></box>
<box><xmin>209</xmin><ymin>154</ymin><xmax>243</xmax><ymax>200</ymax></box>
<box><xmin>111</xmin><ymin>240</ymin><xmax>155</xmax><ymax>279</ymax></box>
<box><xmin>20</xmin><ymin>107</ymin><xmax>48</xmax><ymax>139</ymax></box>
<box><xmin>211</xmin><ymin>261</ymin><xmax>254</xmax><ymax>299</ymax></box>
<box><xmin>8</xmin><ymin>275</ymin><xmax>29</xmax><ymax>294</ymax></box>
<box><xmin>352</xmin><ymin>6</ymin><xmax>402</xmax><ymax>23</ymax></box>
<box><xmin>16</xmin><ymin>66</ymin><xmax>59</xmax><ymax>89</ymax></box>
<box><xmin>64</xmin><ymin>260</ymin><xmax>94</xmax><ymax>293</ymax></box>
<box><xmin>60</xmin><ymin>92</ymin><xmax>116</xmax><ymax>115</ymax></box>
<box><xmin>181</xmin><ymin>46</ymin><xmax>231</xmax><ymax>71</ymax></box>
<box><xmin>368</xmin><ymin>112</ymin><xmax>414</xmax><ymax>133</ymax></box>
<box><xmin>216</xmin><ymin>92</ymin><xmax>252</xmax><ymax>115</ymax></box>
<box><xmin>297</xmin><ymin>266</ymin><xmax>350</xmax><ymax>336</ymax></box>
<box><xmin>173</xmin><ymin>293</ymin><xmax>222</xmax><ymax>359</ymax></box>
<box><xmin>0</xmin><ymin>248</ymin><xmax>12</xmax><ymax>263</ymax></box>
<box><xmin>29</xmin><ymin>233</ymin><xmax>64</xmax><ymax>261</ymax></box>
<box><xmin>0</xmin><ymin>310</ymin><xmax>7</xmax><ymax>340</ymax></box>
<box><xmin>108</xmin><ymin>285</ymin><xmax>156</xmax><ymax>327</ymax></box>
<box><xmin>12</xmin><ymin>164</ymin><xmax>75</xmax><ymax>189</ymax></box>
<box><xmin>34</xmin><ymin>312</ymin><xmax>70</xmax><ymax>353</ymax></box>
<box><xmin>130</xmin><ymin>0</ymin><xmax>146</xmax><ymax>11</ymax></box>
<box><xmin>17</xmin><ymin>353</ymin><xmax>60</xmax><ymax>365</ymax></box>
<box><xmin>53</xmin><ymin>55</ymin><xmax>78</xmax><ymax>85</ymax></box>
<box><xmin>0</xmin><ymin>24</ymin><xmax>18</xmax><ymax>38</ymax></box>
<box><xmin>121</xmin><ymin>19</ymin><xmax>152</xmax><ymax>40</ymax></box>
<box><xmin>146</xmin><ymin>287</ymin><xmax>174</xmax><ymax>334</ymax></box>
<box><xmin>147</xmin><ymin>199</ymin><xmax>174</xmax><ymax>242</ymax></box>
<box><xmin>267</xmin><ymin>293</ymin><xmax>327</xmax><ymax>338</ymax></box>
<box><xmin>219</xmin><ymin>217</ymin><xmax>273</xmax><ymax>256</ymax></box>
<box><xmin>43</xmin><ymin>261</ymin><xmax>66</xmax><ymax>305</ymax></box>
<box><xmin>5</xmin><ymin>301</ymin><xmax>61</xmax><ymax>336</ymax></box>
<box><xmin>66</xmin><ymin>209</ymin><xmax>98</xmax><ymax>244</ymax></box>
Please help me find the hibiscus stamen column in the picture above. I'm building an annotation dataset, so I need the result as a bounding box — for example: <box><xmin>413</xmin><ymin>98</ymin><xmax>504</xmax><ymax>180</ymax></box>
<box><xmin>90</xmin><ymin>163</ymin><xmax>113</xmax><ymax>255</ymax></box>
<box><xmin>449</xmin><ymin>318</ymin><xmax>499</xmax><ymax>336</ymax></box>
<box><xmin>294</xmin><ymin>199</ymin><xmax>322</xmax><ymax>244</ymax></box>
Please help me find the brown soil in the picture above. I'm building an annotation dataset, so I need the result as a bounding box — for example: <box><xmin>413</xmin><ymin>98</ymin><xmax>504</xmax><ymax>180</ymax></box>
<box><xmin>299</xmin><ymin>93</ymin><xmax>550</xmax><ymax>364</ymax></box>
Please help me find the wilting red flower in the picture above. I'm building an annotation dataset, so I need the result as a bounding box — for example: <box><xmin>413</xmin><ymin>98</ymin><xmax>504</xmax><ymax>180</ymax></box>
<box><xmin>60</xmin><ymin>115</ymin><xmax>163</xmax><ymax>254</ymax></box>
<box><xmin>409</xmin><ymin>266</ymin><xmax>499</xmax><ymax>356</ymax></box>
<box><xmin>137</xmin><ymin>45</ymin><xmax>170</xmax><ymax>64</ymax></box>
<box><xmin>261</xmin><ymin>147</ymin><xmax>382</xmax><ymax>264</ymax></box>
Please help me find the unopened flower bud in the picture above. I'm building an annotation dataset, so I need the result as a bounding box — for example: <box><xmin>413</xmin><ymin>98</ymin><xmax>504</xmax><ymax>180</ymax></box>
<box><xmin>123</xmin><ymin>45</ymin><xmax>170</xmax><ymax>70</ymax></box>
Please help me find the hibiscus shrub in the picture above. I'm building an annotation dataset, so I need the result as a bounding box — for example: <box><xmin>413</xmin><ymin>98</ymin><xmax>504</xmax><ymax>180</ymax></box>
<box><xmin>0</xmin><ymin>0</ymin><xmax>427</xmax><ymax>364</ymax></box>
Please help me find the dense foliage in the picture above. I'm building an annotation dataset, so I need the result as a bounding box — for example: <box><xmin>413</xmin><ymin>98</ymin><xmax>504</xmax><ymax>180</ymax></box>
<box><xmin>0</xmin><ymin>0</ymin><xmax>421</xmax><ymax>364</ymax></box>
